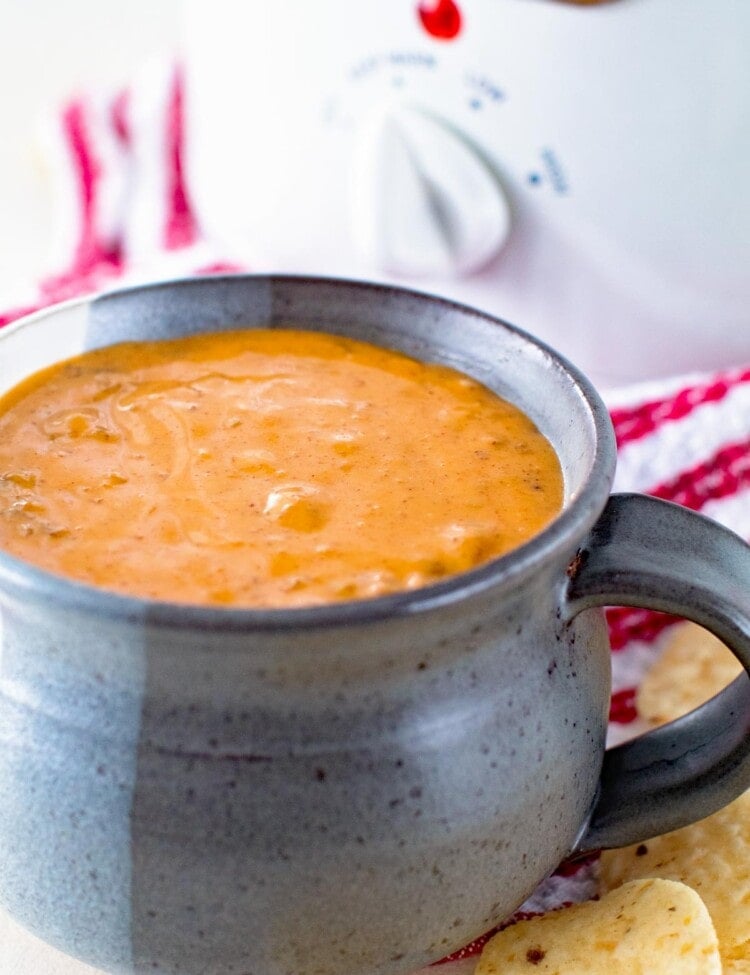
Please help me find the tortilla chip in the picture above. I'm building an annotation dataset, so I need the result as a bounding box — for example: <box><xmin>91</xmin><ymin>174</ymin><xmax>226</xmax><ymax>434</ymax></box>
<box><xmin>600</xmin><ymin>790</ymin><xmax>750</xmax><ymax>965</ymax></box>
<box><xmin>637</xmin><ymin>622</ymin><xmax>743</xmax><ymax>726</ymax></box>
<box><xmin>475</xmin><ymin>878</ymin><xmax>720</xmax><ymax>974</ymax></box>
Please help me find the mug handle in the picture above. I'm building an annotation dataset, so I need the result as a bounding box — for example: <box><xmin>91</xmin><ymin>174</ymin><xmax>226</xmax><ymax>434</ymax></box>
<box><xmin>565</xmin><ymin>493</ymin><xmax>750</xmax><ymax>854</ymax></box>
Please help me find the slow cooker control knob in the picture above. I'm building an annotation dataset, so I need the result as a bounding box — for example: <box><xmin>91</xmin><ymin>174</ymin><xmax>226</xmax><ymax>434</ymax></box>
<box><xmin>350</xmin><ymin>104</ymin><xmax>511</xmax><ymax>278</ymax></box>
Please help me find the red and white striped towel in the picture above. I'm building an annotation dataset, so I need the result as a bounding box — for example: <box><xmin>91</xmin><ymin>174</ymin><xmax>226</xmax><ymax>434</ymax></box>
<box><xmin>1</xmin><ymin>66</ymin><xmax>243</xmax><ymax>329</ymax></box>
<box><xmin>2</xmin><ymin>64</ymin><xmax>750</xmax><ymax>971</ymax></box>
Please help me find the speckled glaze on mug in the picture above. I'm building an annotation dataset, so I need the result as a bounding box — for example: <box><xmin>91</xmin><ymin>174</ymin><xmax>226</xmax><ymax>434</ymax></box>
<box><xmin>0</xmin><ymin>276</ymin><xmax>748</xmax><ymax>975</ymax></box>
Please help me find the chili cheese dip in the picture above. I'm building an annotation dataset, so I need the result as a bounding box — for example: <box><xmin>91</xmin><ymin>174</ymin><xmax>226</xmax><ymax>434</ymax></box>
<box><xmin>0</xmin><ymin>329</ymin><xmax>563</xmax><ymax>607</ymax></box>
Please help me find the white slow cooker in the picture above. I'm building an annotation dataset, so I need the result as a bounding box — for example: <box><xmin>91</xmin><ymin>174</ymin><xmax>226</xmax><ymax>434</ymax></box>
<box><xmin>184</xmin><ymin>0</ymin><xmax>750</xmax><ymax>385</ymax></box>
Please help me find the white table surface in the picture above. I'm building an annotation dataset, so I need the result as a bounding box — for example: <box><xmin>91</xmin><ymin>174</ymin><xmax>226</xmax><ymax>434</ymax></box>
<box><xmin>0</xmin><ymin>5</ymin><xmax>182</xmax><ymax>969</ymax></box>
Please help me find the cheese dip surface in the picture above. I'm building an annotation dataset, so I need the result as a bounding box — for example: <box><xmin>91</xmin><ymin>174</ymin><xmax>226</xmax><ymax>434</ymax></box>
<box><xmin>0</xmin><ymin>329</ymin><xmax>563</xmax><ymax>607</ymax></box>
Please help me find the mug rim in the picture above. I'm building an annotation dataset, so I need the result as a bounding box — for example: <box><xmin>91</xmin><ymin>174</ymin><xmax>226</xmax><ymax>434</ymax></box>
<box><xmin>0</xmin><ymin>274</ymin><xmax>617</xmax><ymax>631</ymax></box>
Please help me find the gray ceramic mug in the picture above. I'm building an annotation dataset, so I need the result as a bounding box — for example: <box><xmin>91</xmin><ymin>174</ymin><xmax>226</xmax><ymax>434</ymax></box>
<box><xmin>0</xmin><ymin>276</ymin><xmax>748</xmax><ymax>975</ymax></box>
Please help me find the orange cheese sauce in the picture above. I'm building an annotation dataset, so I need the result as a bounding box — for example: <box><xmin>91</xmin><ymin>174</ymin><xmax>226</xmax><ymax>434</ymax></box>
<box><xmin>0</xmin><ymin>329</ymin><xmax>562</xmax><ymax>608</ymax></box>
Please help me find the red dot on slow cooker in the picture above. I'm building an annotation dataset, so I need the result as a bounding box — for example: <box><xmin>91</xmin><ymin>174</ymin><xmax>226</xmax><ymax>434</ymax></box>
<box><xmin>418</xmin><ymin>0</ymin><xmax>463</xmax><ymax>40</ymax></box>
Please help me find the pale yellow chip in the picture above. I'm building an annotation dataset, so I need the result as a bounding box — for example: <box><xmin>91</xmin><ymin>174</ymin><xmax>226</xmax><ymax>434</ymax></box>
<box><xmin>475</xmin><ymin>878</ymin><xmax>720</xmax><ymax>974</ymax></box>
<box><xmin>637</xmin><ymin>622</ymin><xmax>744</xmax><ymax>726</ymax></box>
<box><xmin>600</xmin><ymin>790</ymin><xmax>750</xmax><ymax>964</ymax></box>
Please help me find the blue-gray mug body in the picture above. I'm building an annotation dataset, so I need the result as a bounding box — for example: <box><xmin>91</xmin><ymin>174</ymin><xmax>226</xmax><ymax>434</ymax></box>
<box><xmin>0</xmin><ymin>276</ymin><xmax>747</xmax><ymax>975</ymax></box>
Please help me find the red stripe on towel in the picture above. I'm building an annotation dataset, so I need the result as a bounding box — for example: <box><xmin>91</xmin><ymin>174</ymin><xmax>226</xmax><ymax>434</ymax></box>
<box><xmin>606</xmin><ymin>607</ymin><xmax>682</xmax><ymax>651</ymax></box>
<box><xmin>164</xmin><ymin>67</ymin><xmax>199</xmax><ymax>250</ymax></box>
<box><xmin>611</xmin><ymin>371</ymin><xmax>750</xmax><ymax>449</ymax></box>
<box><xmin>111</xmin><ymin>88</ymin><xmax>132</xmax><ymax>146</ymax></box>
<box><xmin>609</xmin><ymin>687</ymin><xmax>638</xmax><ymax>724</ymax></box>
<box><xmin>650</xmin><ymin>438</ymin><xmax>750</xmax><ymax>510</ymax></box>
<box><xmin>34</xmin><ymin>98</ymin><xmax>126</xmax><ymax>301</ymax></box>
<box><xmin>63</xmin><ymin>100</ymin><xmax>98</xmax><ymax>261</ymax></box>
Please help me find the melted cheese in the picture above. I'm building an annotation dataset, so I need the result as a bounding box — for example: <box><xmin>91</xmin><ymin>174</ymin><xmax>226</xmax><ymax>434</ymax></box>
<box><xmin>0</xmin><ymin>329</ymin><xmax>563</xmax><ymax>607</ymax></box>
